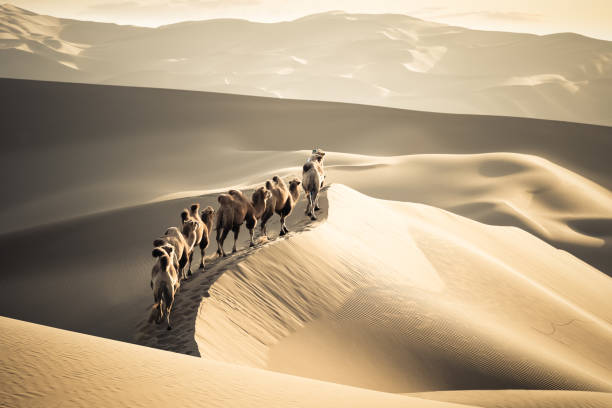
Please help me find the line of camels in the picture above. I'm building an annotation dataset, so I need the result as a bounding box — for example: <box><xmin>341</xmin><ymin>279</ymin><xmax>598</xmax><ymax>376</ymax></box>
<box><xmin>149</xmin><ymin>149</ymin><xmax>326</xmax><ymax>329</ymax></box>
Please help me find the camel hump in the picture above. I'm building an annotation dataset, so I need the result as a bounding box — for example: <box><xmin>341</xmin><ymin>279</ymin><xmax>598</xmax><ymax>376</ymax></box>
<box><xmin>152</xmin><ymin>247</ymin><xmax>165</xmax><ymax>258</ymax></box>
<box><xmin>218</xmin><ymin>194</ymin><xmax>233</xmax><ymax>206</ymax></box>
<box><xmin>303</xmin><ymin>162</ymin><xmax>314</xmax><ymax>172</ymax></box>
<box><xmin>153</xmin><ymin>239</ymin><xmax>165</xmax><ymax>247</ymax></box>
<box><xmin>265</xmin><ymin>180</ymin><xmax>273</xmax><ymax>190</ymax></box>
<box><xmin>272</xmin><ymin>176</ymin><xmax>281</xmax><ymax>183</ymax></box>
<box><xmin>180</xmin><ymin>210</ymin><xmax>189</xmax><ymax>221</ymax></box>
<box><xmin>190</xmin><ymin>203</ymin><xmax>199</xmax><ymax>213</ymax></box>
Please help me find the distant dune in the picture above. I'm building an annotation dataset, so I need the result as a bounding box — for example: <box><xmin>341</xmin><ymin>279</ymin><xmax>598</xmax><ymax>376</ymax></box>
<box><xmin>1</xmin><ymin>4</ymin><xmax>612</xmax><ymax>125</ymax></box>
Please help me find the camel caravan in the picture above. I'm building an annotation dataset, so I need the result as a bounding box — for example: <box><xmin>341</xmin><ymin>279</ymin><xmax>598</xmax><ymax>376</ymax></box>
<box><xmin>149</xmin><ymin>149</ymin><xmax>326</xmax><ymax>329</ymax></box>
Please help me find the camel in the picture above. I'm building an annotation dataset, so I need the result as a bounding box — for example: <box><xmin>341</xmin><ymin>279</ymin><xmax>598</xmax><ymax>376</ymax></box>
<box><xmin>280</xmin><ymin>178</ymin><xmax>301</xmax><ymax>235</ymax></box>
<box><xmin>153</xmin><ymin>221</ymin><xmax>197</xmax><ymax>281</ymax></box>
<box><xmin>198</xmin><ymin>206</ymin><xmax>215</xmax><ymax>270</ymax></box>
<box><xmin>215</xmin><ymin>188</ymin><xmax>268</xmax><ymax>257</ymax></box>
<box><xmin>149</xmin><ymin>246</ymin><xmax>180</xmax><ymax>330</ymax></box>
<box><xmin>259</xmin><ymin>176</ymin><xmax>301</xmax><ymax>236</ymax></box>
<box><xmin>180</xmin><ymin>204</ymin><xmax>215</xmax><ymax>273</ymax></box>
<box><xmin>302</xmin><ymin>149</ymin><xmax>326</xmax><ymax>220</ymax></box>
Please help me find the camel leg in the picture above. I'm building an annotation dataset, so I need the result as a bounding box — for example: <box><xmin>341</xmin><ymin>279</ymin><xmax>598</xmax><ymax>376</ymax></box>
<box><xmin>232</xmin><ymin>225</ymin><xmax>240</xmax><ymax>254</ymax></box>
<box><xmin>279</xmin><ymin>214</ymin><xmax>287</xmax><ymax>236</ymax></box>
<box><xmin>218</xmin><ymin>228</ymin><xmax>230</xmax><ymax>257</ymax></box>
<box><xmin>199</xmin><ymin>247</ymin><xmax>205</xmax><ymax>269</ymax></box>
<box><xmin>305</xmin><ymin>192</ymin><xmax>313</xmax><ymax>217</ymax></box>
<box><xmin>187</xmin><ymin>252</ymin><xmax>194</xmax><ymax>277</ymax></box>
<box><xmin>179</xmin><ymin>251</ymin><xmax>188</xmax><ymax>280</ymax></box>
<box><xmin>315</xmin><ymin>194</ymin><xmax>321</xmax><ymax>211</ymax></box>
<box><xmin>166</xmin><ymin>299</ymin><xmax>174</xmax><ymax>330</ymax></box>
<box><xmin>261</xmin><ymin>210</ymin><xmax>273</xmax><ymax>238</ymax></box>
<box><xmin>249</xmin><ymin>227</ymin><xmax>256</xmax><ymax>247</ymax></box>
<box><xmin>216</xmin><ymin>230</ymin><xmax>222</xmax><ymax>257</ymax></box>
<box><xmin>309</xmin><ymin>192</ymin><xmax>317</xmax><ymax>220</ymax></box>
<box><xmin>163</xmin><ymin>284</ymin><xmax>175</xmax><ymax>330</ymax></box>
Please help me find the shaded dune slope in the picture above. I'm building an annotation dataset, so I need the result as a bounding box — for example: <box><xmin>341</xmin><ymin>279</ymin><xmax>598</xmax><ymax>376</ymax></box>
<box><xmin>1</xmin><ymin>78</ymin><xmax>611</xmax><ymax>233</ymax></box>
<box><xmin>0</xmin><ymin>187</ymin><xmax>310</xmax><ymax>343</ymax></box>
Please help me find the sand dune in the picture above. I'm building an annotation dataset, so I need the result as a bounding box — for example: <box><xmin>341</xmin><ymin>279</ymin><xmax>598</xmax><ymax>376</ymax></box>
<box><xmin>2</xmin><ymin>184</ymin><xmax>611</xmax><ymax>405</ymax></box>
<box><xmin>2</xmin><ymin>4</ymin><xmax>612</xmax><ymax>125</ymax></box>
<box><xmin>323</xmin><ymin>152</ymin><xmax>612</xmax><ymax>273</ymax></box>
<box><xmin>1</xmin><ymin>77</ymin><xmax>611</xmax><ymax>406</ymax></box>
<box><xmin>140</xmin><ymin>185</ymin><xmax>612</xmax><ymax>393</ymax></box>
<box><xmin>0</xmin><ymin>317</ymin><xmax>473</xmax><ymax>408</ymax></box>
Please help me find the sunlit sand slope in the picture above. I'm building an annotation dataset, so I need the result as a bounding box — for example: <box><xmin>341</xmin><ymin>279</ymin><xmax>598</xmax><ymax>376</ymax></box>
<box><xmin>0</xmin><ymin>316</ymin><xmax>473</xmax><ymax>408</ymax></box>
<box><xmin>409</xmin><ymin>389</ymin><xmax>612</xmax><ymax>408</ymax></box>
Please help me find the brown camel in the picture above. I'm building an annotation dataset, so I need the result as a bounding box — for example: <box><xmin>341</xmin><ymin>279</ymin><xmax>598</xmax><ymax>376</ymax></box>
<box><xmin>260</xmin><ymin>176</ymin><xmax>302</xmax><ymax>236</ymax></box>
<box><xmin>215</xmin><ymin>188</ymin><xmax>268</xmax><ymax>257</ymax></box>
<box><xmin>181</xmin><ymin>204</ymin><xmax>215</xmax><ymax>273</ymax></box>
<box><xmin>153</xmin><ymin>221</ymin><xmax>197</xmax><ymax>281</ymax></box>
<box><xmin>198</xmin><ymin>206</ymin><xmax>215</xmax><ymax>269</ymax></box>
<box><xmin>149</xmin><ymin>245</ymin><xmax>180</xmax><ymax>330</ymax></box>
<box><xmin>302</xmin><ymin>149</ymin><xmax>326</xmax><ymax>220</ymax></box>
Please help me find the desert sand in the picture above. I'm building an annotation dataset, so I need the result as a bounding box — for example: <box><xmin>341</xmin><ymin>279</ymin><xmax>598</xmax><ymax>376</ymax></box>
<box><xmin>2</xmin><ymin>4</ymin><xmax>612</xmax><ymax>126</ymax></box>
<box><xmin>1</xmin><ymin>76</ymin><xmax>611</xmax><ymax>407</ymax></box>
<box><xmin>0</xmin><ymin>316</ymin><xmax>474</xmax><ymax>408</ymax></box>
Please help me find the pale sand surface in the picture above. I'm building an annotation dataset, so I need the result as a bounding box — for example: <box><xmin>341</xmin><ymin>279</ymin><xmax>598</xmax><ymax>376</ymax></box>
<box><xmin>409</xmin><ymin>390</ymin><xmax>612</xmax><ymax>408</ymax></box>
<box><xmin>0</xmin><ymin>316</ymin><xmax>474</xmax><ymax>408</ymax></box>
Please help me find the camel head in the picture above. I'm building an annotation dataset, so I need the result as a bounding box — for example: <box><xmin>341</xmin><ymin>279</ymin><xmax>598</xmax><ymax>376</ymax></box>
<box><xmin>310</xmin><ymin>148</ymin><xmax>326</xmax><ymax>163</ymax></box>
<box><xmin>252</xmin><ymin>186</ymin><xmax>271</xmax><ymax>206</ymax></box>
<box><xmin>182</xmin><ymin>219</ymin><xmax>198</xmax><ymax>236</ymax></box>
<box><xmin>180</xmin><ymin>209</ymin><xmax>190</xmax><ymax>223</ymax></box>
<box><xmin>288</xmin><ymin>178</ymin><xmax>301</xmax><ymax>200</ymax></box>
<box><xmin>201</xmin><ymin>206</ymin><xmax>215</xmax><ymax>223</ymax></box>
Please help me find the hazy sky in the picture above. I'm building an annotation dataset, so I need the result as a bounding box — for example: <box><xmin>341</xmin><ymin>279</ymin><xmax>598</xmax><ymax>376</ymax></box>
<box><xmin>9</xmin><ymin>0</ymin><xmax>612</xmax><ymax>40</ymax></box>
